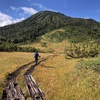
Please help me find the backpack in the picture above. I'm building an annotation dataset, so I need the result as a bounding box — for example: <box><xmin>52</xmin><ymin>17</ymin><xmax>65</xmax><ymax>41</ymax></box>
<box><xmin>34</xmin><ymin>53</ymin><xmax>37</xmax><ymax>58</ymax></box>
<box><xmin>34</xmin><ymin>53</ymin><xmax>38</xmax><ymax>58</ymax></box>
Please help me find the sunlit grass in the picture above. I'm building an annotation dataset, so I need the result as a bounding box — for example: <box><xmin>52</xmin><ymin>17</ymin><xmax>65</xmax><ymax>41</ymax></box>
<box><xmin>0</xmin><ymin>52</ymin><xmax>51</xmax><ymax>99</ymax></box>
<box><xmin>21</xmin><ymin>40</ymin><xmax>69</xmax><ymax>53</ymax></box>
<box><xmin>32</xmin><ymin>54</ymin><xmax>78</xmax><ymax>100</ymax></box>
<box><xmin>0</xmin><ymin>49</ymin><xmax>99</xmax><ymax>99</ymax></box>
<box><xmin>0</xmin><ymin>52</ymin><xmax>34</xmax><ymax>79</ymax></box>
<box><xmin>63</xmin><ymin>56</ymin><xmax>100</xmax><ymax>100</ymax></box>
<box><xmin>0</xmin><ymin>52</ymin><xmax>34</xmax><ymax>98</ymax></box>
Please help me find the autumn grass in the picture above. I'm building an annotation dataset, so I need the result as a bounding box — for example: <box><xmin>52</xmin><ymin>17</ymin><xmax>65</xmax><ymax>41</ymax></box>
<box><xmin>32</xmin><ymin>54</ymin><xmax>78</xmax><ymax>100</ymax></box>
<box><xmin>0</xmin><ymin>52</ymin><xmax>52</xmax><ymax>99</ymax></box>
<box><xmin>32</xmin><ymin>54</ymin><xmax>100</xmax><ymax>100</ymax></box>
<box><xmin>0</xmin><ymin>52</ymin><xmax>34</xmax><ymax>98</ymax></box>
<box><xmin>20</xmin><ymin>40</ymin><xmax>69</xmax><ymax>53</ymax></box>
<box><xmin>0</xmin><ymin>48</ymin><xmax>100</xmax><ymax>100</ymax></box>
<box><xmin>64</xmin><ymin>56</ymin><xmax>100</xmax><ymax>100</ymax></box>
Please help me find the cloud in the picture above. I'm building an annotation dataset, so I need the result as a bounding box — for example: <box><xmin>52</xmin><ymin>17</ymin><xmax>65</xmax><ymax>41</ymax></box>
<box><xmin>10</xmin><ymin>6</ymin><xmax>38</xmax><ymax>15</ymax></box>
<box><xmin>0</xmin><ymin>6</ymin><xmax>38</xmax><ymax>27</ymax></box>
<box><xmin>10</xmin><ymin>6</ymin><xmax>19</xmax><ymax>11</ymax></box>
<box><xmin>0</xmin><ymin>12</ymin><xmax>25</xmax><ymax>27</ymax></box>
<box><xmin>20</xmin><ymin>7</ymin><xmax>38</xmax><ymax>15</ymax></box>
<box><xmin>32</xmin><ymin>2</ymin><xmax>56</xmax><ymax>12</ymax></box>
<box><xmin>0</xmin><ymin>12</ymin><xmax>13</xmax><ymax>27</ymax></box>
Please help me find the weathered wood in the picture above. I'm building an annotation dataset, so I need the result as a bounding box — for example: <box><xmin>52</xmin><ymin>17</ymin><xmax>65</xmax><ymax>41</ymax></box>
<box><xmin>2</xmin><ymin>81</ymin><xmax>25</xmax><ymax>100</ymax></box>
<box><xmin>24</xmin><ymin>74</ymin><xmax>45</xmax><ymax>100</ymax></box>
<box><xmin>2</xmin><ymin>60</ymin><xmax>46</xmax><ymax>100</ymax></box>
<box><xmin>2</xmin><ymin>61</ymin><xmax>34</xmax><ymax>100</ymax></box>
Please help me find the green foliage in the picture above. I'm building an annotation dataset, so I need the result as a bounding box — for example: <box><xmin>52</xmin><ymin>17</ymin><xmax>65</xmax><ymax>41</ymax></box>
<box><xmin>0</xmin><ymin>43</ymin><xmax>37</xmax><ymax>52</ymax></box>
<box><xmin>78</xmin><ymin>58</ymin><xmax>100</xmax><ymax>73</ymax></box>
<box><xmin>0</xmin><ymin>11</ymin><xmax>100</xmax><ymax>44</ymax></box>
<box><xmin>65</xmin><ymin>43</ymin><xmax>100</xmax><ymax>58</ymax></box>
<box><xmin>0</xmin><ymin>43</ymin><xmax>18</xmax><ymax>51</ymax></box>
<box><xmin>42</xmin><ymin>32</ymin><xmax>66</xmax><ymax>43</ymax></box>
<box><xmin>42</xmin><ymin>25</ymin><xmax>100</xmax><ymax>43</ymax></box>
<box><xmin>0</xmin><ymin>11</ymin><xmax>71</xmax><ymax>44</ymax></box>
<box><xmin>17</xmin><ymin>46</ymin><xmax>37</xmax><ymax>52</ymax></box>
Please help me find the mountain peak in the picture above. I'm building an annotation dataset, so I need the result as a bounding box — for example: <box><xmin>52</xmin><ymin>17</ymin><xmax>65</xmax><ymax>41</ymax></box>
<box><xmin>0</xmin><ymin>11</ymin><xmax>100</xmax><ymax>44</ymax></box>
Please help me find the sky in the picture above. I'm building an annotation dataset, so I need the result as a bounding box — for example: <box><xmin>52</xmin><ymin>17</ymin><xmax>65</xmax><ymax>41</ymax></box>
<box><xmin>0</xmin><ymin>0</ymin><xmax>100</xmax><ymax>27</ymax></box>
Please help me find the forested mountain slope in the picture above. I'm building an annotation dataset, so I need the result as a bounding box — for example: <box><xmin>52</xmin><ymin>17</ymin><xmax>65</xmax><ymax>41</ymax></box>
<box><xmin>0</xmin><ymin>11</ymin><xmax>100</xmax><ymax>44</ymax></box>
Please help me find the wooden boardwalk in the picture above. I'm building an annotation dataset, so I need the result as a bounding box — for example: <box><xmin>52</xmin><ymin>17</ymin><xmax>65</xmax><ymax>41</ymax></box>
<box><xmin>2</xmin><ymin>60</ymin><xmax>46</xmax><ymax>100</ymax></box>
<box><xmin>24</xmin><ymin>74</ymin><xmax>45</xmax><ymax>100</ymax></box>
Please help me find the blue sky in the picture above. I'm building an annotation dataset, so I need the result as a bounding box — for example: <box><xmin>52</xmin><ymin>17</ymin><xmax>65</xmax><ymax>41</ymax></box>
<box><xmin>0</xmin><ymin>0</ymin><xmax>100</xmax><ymax>27</ymax></box>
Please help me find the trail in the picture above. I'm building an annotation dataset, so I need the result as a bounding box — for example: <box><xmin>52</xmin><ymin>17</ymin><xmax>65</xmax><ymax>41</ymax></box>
<box><xmin>1</xmin><ymin>55</ymin><xmax>53</xmax><ymax>100</ymax></box>
<box><xmin>2</xmin><ymin>61</ymin><xmax>33</xmax><ymax>100</ymax></box>
<box><xmin>2</xmin><ymin>58</ymin><xmax>47</xmax><ymax>100</ymax></box>
<box><xmin>2</xmin><ymin>52</ymin><xmax>77</xmax><ymax>100</ymax></box>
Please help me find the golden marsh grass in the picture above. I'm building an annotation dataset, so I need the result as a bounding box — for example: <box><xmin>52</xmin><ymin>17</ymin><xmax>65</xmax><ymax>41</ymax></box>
<box><xmin>0</xmin><ymin>49</ymin><xmax>99</xmax><ymax>100</ymax></box>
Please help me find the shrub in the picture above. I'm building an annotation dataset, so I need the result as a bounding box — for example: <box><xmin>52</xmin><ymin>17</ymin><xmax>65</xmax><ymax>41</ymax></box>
<box><xmin>65</xmin><ymin>43</ymin><xmax>100</xmax><ymax>58</ymax></box>
<box><xmin>0</xmin><ymin>43</ymin><xmax>18</xmax><ymax>51</ymax></box>
<box><xmin>79</xmin><ymin>58</ymin><xmax>100</xmax><ymax>73</ymax></box>
<box><xmin>0</xmin><ymin>43</ymin><xmax>37</xmax><ymax>52</ymax></box>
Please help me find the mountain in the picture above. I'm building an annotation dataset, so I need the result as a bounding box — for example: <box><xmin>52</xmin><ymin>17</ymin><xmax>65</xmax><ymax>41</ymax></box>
<box><xmin>0</xmin><ymin>11</ymin><xmax>100</xmax><ymax>44</ymax></box>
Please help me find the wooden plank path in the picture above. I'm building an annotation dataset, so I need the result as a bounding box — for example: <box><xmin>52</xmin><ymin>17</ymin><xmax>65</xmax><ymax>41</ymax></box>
<box><xmin>2</xmin><ymin>74</ymin><xmax>26</xmax><ymax>100</ymax></box>
<box><xmin>2</xmin><ymin>59</ymin><xmax>46</xmax><ymax>100</ymax></box>
<box><xmin>2</xmin><ymin>61</ymin><xmax>33</xmax><ymax>100</ymax></box>
<box><xmin>23</xmin><ymin>58</ymin><xmax>47</xmax><ymax>100</ymax></box>
<box><xmin>24</xmin><ymin>74</ymin><xmax>45</xmax><ymax>100</ymax></box>
<box><xmin>2</xmin><ymin>81</ymin><xmax>25</xmax><ymax>100</ymax></box>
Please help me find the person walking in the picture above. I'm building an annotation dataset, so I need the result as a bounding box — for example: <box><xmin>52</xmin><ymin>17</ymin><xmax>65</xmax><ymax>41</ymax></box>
<box><xmin>34</xmin><ymin>51</ymin><xmax>40</xmax><ymax>65</ymax></box>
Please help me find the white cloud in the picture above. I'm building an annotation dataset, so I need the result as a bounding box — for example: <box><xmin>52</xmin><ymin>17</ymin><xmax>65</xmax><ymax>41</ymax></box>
<box><xmin>0</xmin><ymin>12</ymin><xmax>13</xmax><ymax>27</ymax></box>
<box><xmin>10</xmin><ymin>6</ymin><xmax>19</xmax><ymax>11</ymax></box>
<box><xmin>10</xmin><ymin>6</ymin><xmax>38</xmax><ymax>15</ymax></box>
<box><xmin>0</xmin><ymin>6</ymin><xmax>38</xmax><ymax>27</ymax></box>
<box><xmin>20</xmin><ymin>7</ymin><xmax>38</xmax><ymax>15</ymax></box>
<box><xmin>0</xmin><ymin>12</ymin><xmax>25</xmax><ymax>27</ymax></box>
<box><xmin>32</xmin><ymin>2</ymin><xmax>56</xmax><ymax>12</ymax></box>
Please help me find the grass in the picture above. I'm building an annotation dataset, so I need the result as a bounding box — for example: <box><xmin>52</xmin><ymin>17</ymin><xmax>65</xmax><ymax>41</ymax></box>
<box><xmin>0</xmin><ymin>52</ymin><xmax>34</xmax><ymax>78</ymax></box>
<box><xmin>64</xmin><ymin>56</ymin><xmax>100</xmax><ymax>100</ymax></box>
<box><xmin>32</xmin><ymin>54</ymin><xmax>78</xmax><ymax>100</ymax></box>
<box><xmin>0</xmin><ymin>41</ymin><xmax>100</xmax><ymax>100</ymax></box>
<box><xmin>0</xmin><ymin>52</ymin><xmax>34</xmax><ymax>98</ymax></box>
<box><xmin>0</xmin><ymin>52</ymin><xmax>52</xmax><ymax>99</ymax></box>
<box><xmin>32</xmin><ymin>54</ymin><xmax>100</xmax><ymax>100</ymax></box>
<box><xmin>21</xmin><ymin>40</ymin><xmax>69</xmax><ymax>53</ymax></box>
<box><xmin>80</xmin><ymin>58</ymin><xmax>100</xmax><ymax>73</ymax></box>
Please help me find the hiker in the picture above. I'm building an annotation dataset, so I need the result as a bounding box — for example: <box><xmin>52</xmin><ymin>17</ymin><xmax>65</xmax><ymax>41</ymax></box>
<box><xmin>34</xmin><ymin>51</ymin><xmax>40</xmax><ymax>65</ymax></box>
